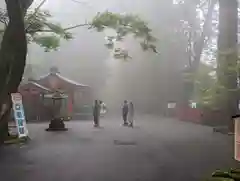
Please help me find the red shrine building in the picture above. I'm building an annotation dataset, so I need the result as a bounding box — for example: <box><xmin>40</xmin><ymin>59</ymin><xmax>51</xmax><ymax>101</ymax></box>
<box><xmin>19</xmin><ymin>67</ymin><xmax>93</xmax><ymax>121</ymax></box>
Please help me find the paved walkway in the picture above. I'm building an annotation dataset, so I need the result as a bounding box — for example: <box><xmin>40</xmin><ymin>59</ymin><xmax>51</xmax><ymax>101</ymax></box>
<box><xmin>0</xmin><ymin>115</ymin><xmax>237</xmax><ymax>181</ymax></box>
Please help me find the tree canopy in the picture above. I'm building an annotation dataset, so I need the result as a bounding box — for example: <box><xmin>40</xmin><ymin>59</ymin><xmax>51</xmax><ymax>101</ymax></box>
<box><xmin>0</xmin><ymin>2</ymin><xmax>157</xmax><ymax>58</ymax></box>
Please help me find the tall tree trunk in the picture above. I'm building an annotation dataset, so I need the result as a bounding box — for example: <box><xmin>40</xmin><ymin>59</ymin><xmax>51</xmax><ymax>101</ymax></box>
<box><xmin>181</xmin><ymin>0</ymin><xmax>216</xmax><ymax>109</ymax></box>
<box><xmin>0</xmin><ymin>0</ymin><xmax>33</xmax><ymax>144</ymax></box>
<box><xmin>218</xmin><ymin>0</ymin><xmax>238</xmax><ymax>132</ymax></box>
<box><xmin>191</xmin><ymin>0</ymin><xmax>216</xmax><ymax>71</ymax></box>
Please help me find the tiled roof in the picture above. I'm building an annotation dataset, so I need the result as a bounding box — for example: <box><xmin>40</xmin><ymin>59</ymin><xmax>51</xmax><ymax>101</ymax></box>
<box><xmin>30</xmin><ymin>81</ymin><xmax>52</xmax><ymax>91</ymax></box>
<box><xmin>22</xmin><ymin>81</ymin><xmax>52</xmax><ymax>92</ymax></box>
<box><xmin>38</xmin><ymin>73</ymin><xmax>89</xmax><ymax>88</ymax></box>
<box><xmin>56</xmin><ymin>73</ymin><xmax>88</xmax><ymax>87</ymax></box>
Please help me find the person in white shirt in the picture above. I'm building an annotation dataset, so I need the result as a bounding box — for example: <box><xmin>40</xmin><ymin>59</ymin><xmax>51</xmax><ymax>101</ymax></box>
<box><xmin>99</xmin><ymin>100</ymin><xmax>107</xmax><ymax>116</ymax></box>
<box><xmin>128</xmin><ymin>102</ymin><xmax>134</xmax><ymax>127</ymax></box>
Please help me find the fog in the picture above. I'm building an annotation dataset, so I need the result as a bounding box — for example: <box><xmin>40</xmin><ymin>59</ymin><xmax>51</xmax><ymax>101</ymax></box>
<box><xmin>1</xmin><ymin>0</ymin><xmax>188</xmax><ymax>113</ymax></box>
<box><xmin>0</xmin><ymin>2</ymin><xmax>237</xmax><ymax>180</ymax></box>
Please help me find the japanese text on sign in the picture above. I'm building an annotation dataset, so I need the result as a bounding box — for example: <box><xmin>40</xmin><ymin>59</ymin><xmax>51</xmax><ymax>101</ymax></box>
<box><xmin>11</xmin><ymin>93</ymin><xmax>28</xmax><ymax>138</ymax></box>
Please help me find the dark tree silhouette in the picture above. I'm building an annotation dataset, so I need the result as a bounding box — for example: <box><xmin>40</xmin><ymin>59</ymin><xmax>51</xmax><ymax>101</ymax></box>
<box><xmin>217</xmin><ymin>0</ymin><xmax>238</xmax><ymax>132</ymax></box>
<box><xmin>0</xmin><ymin>0</ymin><xmax>33</xmax><ymax>144</ymax></box>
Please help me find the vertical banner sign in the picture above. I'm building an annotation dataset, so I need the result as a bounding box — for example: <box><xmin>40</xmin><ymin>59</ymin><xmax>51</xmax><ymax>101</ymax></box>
<box><xmin>235</xmin><ymin>117</ymin><xmax>240</xmax><ymax>161</ymax></box>
<box><xmin>11</xmin><ymin>93</ymin><xmax>29</xmax><ymax>138</ymax></box>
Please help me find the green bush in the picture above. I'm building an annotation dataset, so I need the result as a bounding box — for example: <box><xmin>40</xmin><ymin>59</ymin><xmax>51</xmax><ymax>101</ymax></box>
<box><xmin>205</xmin><ymin>169</ymin><xmax>240</xmax><ymax>181</ymax></box>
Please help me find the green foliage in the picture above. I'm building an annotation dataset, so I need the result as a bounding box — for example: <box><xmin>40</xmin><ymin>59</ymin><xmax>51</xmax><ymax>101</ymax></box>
<box><xmin>90</xmin><ymin>11</ymin><xmax>157</xmax><ymax>59</ymax></box>
<box><xmin>199</xmin><ymin>82</ymin><xmax>227</xmax><ymax>109</ymax></box>
<box><xmin>25</xmin><ymin>8</ymin><xmax>73</xmax><ymax>39</ymax></box>
<box><xmin>205</xmin><ymin>169</ymin><xmax>240</xmax><ymax>181</ymax></box>
<box><xmin>25</xmin><ymin>9</ymin><xmax>73</xmax><ymax>51</ymax></box>
<box><xmin>197</xmin><ymin>80</ymin><xmax>239</xmax><ymax>110</ymax></box>
<box><xmin>33</xmin><ymin>35</ymin><xmax>60</xmax><ymax>52</ymax></box>
<box><xmin>0</xmin><ymin>7</ymin><xmax>157</xmax><ymax>56</ymax></box>
<box><xmin>4</xmin><ymin>136</ymin><xmax>30</xmax><ymax>145</ymax></box>
<box><xmin>113</xmin><ymin>48</ymin><xmax>132</xmax><ymax>60</ymax></box>
<box><xmin>0</xmin><ymin>7</ymin><xmax>72</xmax><ymax>51</ymax></box>
<box><xmin>24</xmin><ymin>9</ymin><xmax>51</xmax><ymax>34</ymax></box>
<box><xmin>193</xmin><ymin>63</ymin><xmax>215</xmax><ymax>101</ymax></box>
<box><xmin>183</xmin><ymin>62</ymin><xmax>225</xmax><ymax>109</ymax></box>
<box><xmin>45</xmin><ymin>23</ymin><xmax>73</xmax><ymax>40</ymax></box>
<box><xmin>0</xmin><ymin>8</ymin><xmax>7</xmax><ymax>25</ymax></box>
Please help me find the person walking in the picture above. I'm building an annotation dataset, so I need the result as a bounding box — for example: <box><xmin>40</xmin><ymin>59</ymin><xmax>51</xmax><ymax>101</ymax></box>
<box><xmin>93</xmin><ymin>100</ymin><xmax>100</xmax><ymax>127</ymax></box>
<box><xmin>128</xmin><ymin>102</ymin><xmax>134</xmax><ymax>127</ymax></box>
<box><xmin>122</xmin><ymin>100</ymin><xmax>129</xmax><ymax>126</ymax></box>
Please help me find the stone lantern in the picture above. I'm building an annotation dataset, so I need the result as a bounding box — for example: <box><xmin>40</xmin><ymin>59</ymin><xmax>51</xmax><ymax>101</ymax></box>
<box><xmin>44</xmin><ymin>91</ymin><xmax>68</xmax><ymax>131</ymax></box>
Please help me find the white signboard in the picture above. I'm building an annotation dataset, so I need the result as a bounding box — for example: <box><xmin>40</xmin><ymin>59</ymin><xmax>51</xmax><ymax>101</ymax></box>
<box><xmin>191</xmin><ymin>102</ymin><xmax>197</xmax><ymax>108</ymax></box>
<box><xmin>167</xmin><ymin>103</ymin><xmax>176</xmax><ymax>109</ymax></box>
<box><xmin>11</xmin><ymin>93</ymin><xmax>29</xmax><ymax>138</ymax></box>
<box><xmin>189</xmin><ymin>100</ymin><xmax>197</xmax><ymax>108</ymax></box>
<box><xmin>234</xmin><ymin>117</ymin><xmax>240</xmax><ymax>161</ymax></box>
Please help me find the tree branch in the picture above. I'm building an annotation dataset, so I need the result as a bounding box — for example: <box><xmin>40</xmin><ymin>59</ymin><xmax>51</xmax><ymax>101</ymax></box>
<box><xmin>0</xmin><ymin>19</ymin><xmax>7</xmax><ymax>27</ymax></box>
<box><xmin>199</xmin><ymin>0</ymin><xmax>209</xmax><ymax>9</ymax></box>
<box><xmin>25</xmin><ymin>0</ymin><xmax>47</xmax><ymax>31</ymax></box>
<box><xmin>70</xmin><ymin>0</ymin><xmax>88</xmax><ymax>5</ymax></box>
<box><xmin>26</xmin><ymin>23</ymin><xmax>90</xmax><ymax>34</ymax></box>
<box><xmin>63</xmin><ymin>23</ymin><xmax>90</xmax><ymax>31</ymax></box>
<box><xmin>0</xmin><ymin>8</ymin><xmax>8</xmax><ymax>26</ymax></box>
<box><xmin>20</xmin><ymin>0</ymin><xmax>34</xmax><ymax>15</ymax></box>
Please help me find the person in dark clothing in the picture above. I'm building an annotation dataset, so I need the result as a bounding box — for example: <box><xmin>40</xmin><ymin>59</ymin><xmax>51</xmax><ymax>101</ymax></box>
<box><xmin>93</xmin><ymin>100</ymin><xmax>100</xmax><ymax>127</ymax></box>
<box><xmin>122</xmin><ymin>100</ymin><xmax>129</xmax><ymax>126</ymax></box>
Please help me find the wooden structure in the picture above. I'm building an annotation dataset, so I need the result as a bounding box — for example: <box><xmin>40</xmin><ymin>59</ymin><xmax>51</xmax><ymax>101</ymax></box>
<box><xmin>19</xmin><ymin>67</ymin><xmax>92</xmax><ymax>121</ymax></box>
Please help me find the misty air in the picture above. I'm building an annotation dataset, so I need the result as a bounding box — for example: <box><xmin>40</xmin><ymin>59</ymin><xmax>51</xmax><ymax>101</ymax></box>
<box><xmin>0</xmin><ymin>0</ymin><xmax>239</xmax><ymax>181</ymax></box>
